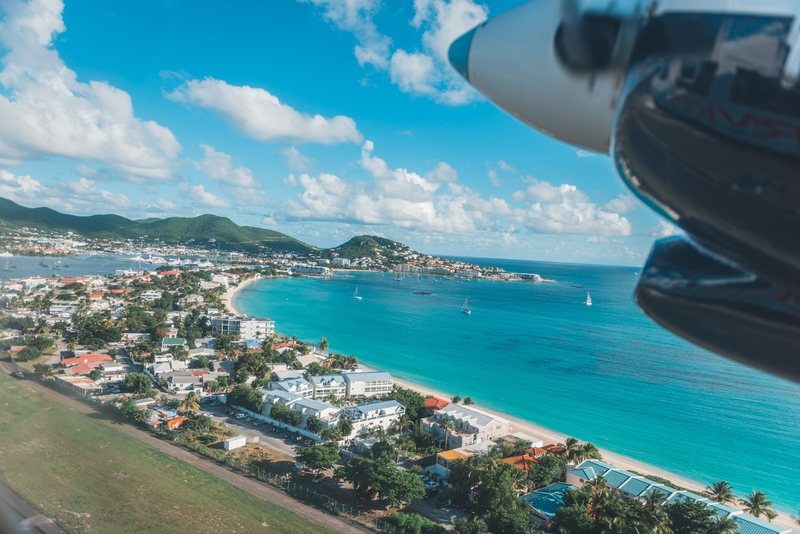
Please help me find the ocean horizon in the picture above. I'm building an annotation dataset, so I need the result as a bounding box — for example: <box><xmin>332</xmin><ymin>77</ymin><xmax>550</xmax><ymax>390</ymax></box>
<box><xmin>236</xmin><ymin>257</ymin><xmax>800</xmax><ymax>513</ymax></box>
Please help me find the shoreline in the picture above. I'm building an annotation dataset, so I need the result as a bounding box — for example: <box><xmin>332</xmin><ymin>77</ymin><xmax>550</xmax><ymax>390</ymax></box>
<box><xmin>232</xmin><ymin>277</ymin><xmax>798</xmax><ymax>526</ymax></box>
<box><xmin>222</xmin><ymin>276</ymin><xmax>259</xmax><ymax>315</ymax></box>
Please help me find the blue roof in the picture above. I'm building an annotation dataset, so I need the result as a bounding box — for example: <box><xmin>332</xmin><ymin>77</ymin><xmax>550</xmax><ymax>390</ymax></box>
<box><xmin>619</xmin><ymin>477</ymin><xmax>652</xmax><ymax>497</ymax></box>
<box><xmin>667</xmin><ymin>491</ymin><xmax>711</xmax><ymax>505</ymax></box>
<box><xmin>732</xmin><ymin>515</ymin><xmax>789</xmax><ymax>534</ymax></box>
<box><xmin>578</xmin><ymin>460</ymin><xmax>614</xmax><ymax>476</ymax></box>
<box><xmin>568</xmin><ymin>467</ymin><xmax>596</xmax><ymax>481</ymax></box>
<box><xmin>707</xmin><ymin>502</ymin><xmax>741</xmax><ymax>518</ymax></box>
<box><xmin>645</xmin><ymin>484</ymin><xmax>677</xmax><ymax>499</ymax></box>
<box><xmin>522</xmin><ymin>483</ymin><xmax>577</xmax><ymax>521</ymax></box>
<box><xmin>603</xmin><ymin>469</ymin><xmax>633</xmax><ymax>488</ymax></box>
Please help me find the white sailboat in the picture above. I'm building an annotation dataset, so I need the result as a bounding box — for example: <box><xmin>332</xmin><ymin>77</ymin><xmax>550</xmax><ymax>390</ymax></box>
<box><xmin>584</xmin><ymin>292</ymin><xmax>592</xmax><ymax>306</ymax></box>
<box><xmin>461</xmin><ymin>298</ymin><xmax>471</xmax><ymax>315</ymax></box>
<box><xmin>352</xmin><ymin>287</ymin><xmax>362</xmax><ymax>300</ymax></box>
<box><xmin>3</xmin><ymin>258</ymin><xmax>10</xmax><ymax>272</ymax></box>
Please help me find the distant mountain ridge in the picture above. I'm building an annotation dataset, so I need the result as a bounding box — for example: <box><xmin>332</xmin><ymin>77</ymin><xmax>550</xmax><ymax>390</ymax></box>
<box><xmin>324</xmin><ymin>235</ymin><xmax>409</xmax><ymax>260</ymax></box>
<box><xmin>0</xmin><ymin>198</ymin><xmax>315</xmax><ymax>253</ymax></box>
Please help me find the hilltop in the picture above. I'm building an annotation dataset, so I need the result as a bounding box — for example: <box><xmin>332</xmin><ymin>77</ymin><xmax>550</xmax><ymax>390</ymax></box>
<box><xmin>322</xmin><ymin>235</ymin><xmax>408</xmax><ymax>261</ymax></box>
<box><xmin>0</xmin><ymin>198</ymin><xmax>315</xmax><ymax>253</ymax></box>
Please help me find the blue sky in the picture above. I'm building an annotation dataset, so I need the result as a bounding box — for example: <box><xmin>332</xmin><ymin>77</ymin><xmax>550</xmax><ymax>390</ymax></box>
<box><xmin>0</xmin><ymin>0</ymin><xmax>676</xmax><ymax>265</ymax></box>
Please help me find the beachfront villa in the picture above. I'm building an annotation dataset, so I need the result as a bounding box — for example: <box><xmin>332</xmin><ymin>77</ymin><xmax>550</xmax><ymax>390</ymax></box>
<box><xmin>268</xmin><ymin>378</ymin><xmax>314</xmax><ymax>398</ymax></box>
<box><xmin>310</xmin><ymin>375</ymin><xmax>348</xmax><ymax>399</ymax></box>
<box><xmin>341</xmin><ymin>371</ymin><xmax>393</xmax><ymax>398</ymax></box>
<box><xmin>421</xmin><ymin>403</ymin><xmax>511</xmax><ymax>449</ymax></box>
<box><xmin>430</xmin><ymin>432</ymin><xmax>544</xmax><ymax>478</ymax></box>
<box><xmin>558</xmin><ymin>460</ymin><xmax>795</xmax><ymax>534</ymax></box>
<box><xmin>342</xmin><ymin>400</ymin><xmax>405</xmax><ymax>436</ymax></box>
<box><xmin>210</xmin><ymin>314</ymin><xmax>275</xmax><ymax>339</ymax></box>
<box><xmin>260</xmin><ymin>390</ymin><xmax>341</xmax><ymax>431</ymax></box>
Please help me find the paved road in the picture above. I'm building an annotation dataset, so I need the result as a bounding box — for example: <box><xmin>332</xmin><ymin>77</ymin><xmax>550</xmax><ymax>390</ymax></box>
<box><xmin>0</xmin><ymin>363</ymin><xmax>371</xmax><ymax>534</ymax></box>
<box><xmin>200</xmin><ymin>403</ymin><xmax>301</xmax><ymax>457</ymax></box>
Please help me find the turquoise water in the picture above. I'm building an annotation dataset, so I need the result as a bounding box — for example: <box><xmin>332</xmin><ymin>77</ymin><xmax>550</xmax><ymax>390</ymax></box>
<box><xmin>237</xmin><ymin>259</ymin><xmax>800</xmax><ymax>511</ymax></box>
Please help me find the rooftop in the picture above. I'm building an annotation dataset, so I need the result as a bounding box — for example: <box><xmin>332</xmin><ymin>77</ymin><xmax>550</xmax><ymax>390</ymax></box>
<box><xmin>522</xmin><ymin>483</ymin><xmax>578</xmax><ymax>521</ymax></box>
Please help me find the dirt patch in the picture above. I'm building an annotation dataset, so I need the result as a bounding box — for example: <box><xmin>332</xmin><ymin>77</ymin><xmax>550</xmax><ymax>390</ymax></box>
<box><xmin>112</xmin><ymin>472</ymin><xmax>131</xmax><ymax>480</ymax></box>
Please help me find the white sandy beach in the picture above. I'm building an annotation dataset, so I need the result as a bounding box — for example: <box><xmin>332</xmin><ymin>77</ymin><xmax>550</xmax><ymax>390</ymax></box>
<box><xmin>223</xmin><ymin>278</ymin><xmax>798</xmax><ymax>529</ymax></box>
<box><xmin>221</xmin><ymin>276</ymin><xmax>259</xmax><ymax>315</ymax></box>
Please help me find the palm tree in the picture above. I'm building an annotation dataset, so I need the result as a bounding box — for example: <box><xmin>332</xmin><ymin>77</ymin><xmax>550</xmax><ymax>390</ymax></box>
<box><xmin>563</xmin><ymin>437</ymin><xmax>581</xmax><ymax>464</ymax></box>
<box><xmin>712</xmin><ymin>516</ymin><xmax>739</xmax><ymax>534</ymax></box>
<box><xmin>319</xmin><ymin>337</ymin><xmax>328</xmax><ymax>352</ymax></box>
<box><xmin>440</xmin><ymin>417</ymin><xmax>455</xmax><ymax>450</ymax></box>
<box><xmin>579</xmin><ymin>442</ymin><xmax>602</xmax><ymax>462</ymax></box>
<box><xmin>134</xmin><ymin>409</ymin><xmax>152</xmax><ymax>424</ymax></box>
<box><xmin>642</xmin><ymin>490</ymin><xmax>673</xmax><ymax>534</ymax></box>
<box><xmin>740</xmin><ymin>491</ymin><xmax>775</xmax><ymax>520</ymax></box>
<box><xmin>707</xmin><ymin>481</ymin><xmax>735</xmax><ymax>504</ymax></box>
<box><xmin>178</xmin><ymin>392</ymin><xmax>200</xmax><ymax>415</ymax></box>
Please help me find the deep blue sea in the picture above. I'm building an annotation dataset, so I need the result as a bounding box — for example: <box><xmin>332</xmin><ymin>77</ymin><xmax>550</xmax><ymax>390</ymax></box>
<box><xmin>236</xmin><ymin>258</ymin><xmax>800</xmax><ymax>512</ymax></box>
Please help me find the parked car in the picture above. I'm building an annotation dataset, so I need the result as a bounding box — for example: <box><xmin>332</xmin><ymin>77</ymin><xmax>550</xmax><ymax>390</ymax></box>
<box><xmin>234</xmin><ymin>413</ymin><xmax>245</xmax><ymax>419</ymax></box>
<box><xmin>418</xmin><ymin>475</ymin><xmax>430</xmax><ymax>482</ymax></box>
<box><xmin>252</xmin><ymin>420</ymin><xmax>262</xmax><ymax>426</ymax></box>
<box><xmin>425</xmin><ymin>481</ymin><xmax>439</xmax><ymax>490</ymax></box>
<box><xmin>12</xmin><ymin>372</ymin><xmax>24</xmax><ymax>379</ymax></box>
<box><xmin>244</xmin><ymin>416</ymin><xmax>252</xmax><ymax>422</ymax></box>
<box><xmin>312</xmin><ymin>474</ymin><xmax>326</xmax><ymax>483</ymax></box>
<box><xmin>269</xmin><ymin>426</ymin><xmax>277</xmax><ymax>433</ymax></box>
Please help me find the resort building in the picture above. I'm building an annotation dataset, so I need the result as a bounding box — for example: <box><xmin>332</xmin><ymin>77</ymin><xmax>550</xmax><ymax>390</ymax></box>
<box><xmin>332</xmin><ymin>258</ymin><xmax>350</xmax><ymax>267</ymax></box>
<box><xmin>259</xmin><ymin>390</ymin><xmax>341</xmax><ymax>433</ymax></box>
<box><xmin>290</xmin><ymin>263</ymin><xmax>331</xmax><ymax>276</ymax></box>
<box><xmin>421</xmin><ymin>403</ymin><xmax>511</xmax><ymax>449</ymax></box>
<box><xmin>565</xmin><ymin>460</ymin><xmax>795</xmax><ymax>534</ymax></box>
<box><xmin>341</xmin><ymin>371</ymin><xmax>393</xmax><ymax>398</ymax></box>
<box><xmin>522</xmin><ymin>483</ymin><xmax>577</xmax><ymax>529</ymax></box>
<box><xmin>210</xmin><ymin>314</ymin><xmax>275</xmax><ymax>339</ymax></box>
<box><xmin>269</xmin><ymin>378</ymin><xmax>314</xmax><ymax>398</ymax></box>
<box><xmin>310</xmin><ymin>375</ymin><xmax>348</xmax><ymax>399</ymax></box>
<box><xmin>342</xmin><ymin>400</ymin><xmax>405</xmax><ymax>436</ymax></box>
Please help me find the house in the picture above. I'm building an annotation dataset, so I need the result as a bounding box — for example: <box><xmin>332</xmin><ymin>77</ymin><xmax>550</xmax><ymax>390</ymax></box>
<box><xmin>567</xmin><ymin>460</ymin><xmax>796</xmax><ymax>534</ymax></box>
<box><xmin>269</xmin><ymin>378</ymin><xmax>314</xmax><ymax>398</ymax></box>
<box><xmin>423</xmin><ymin>397</ymin><xmax>450</xmax><ymax>412</ymax></box>
<box><xmin>430</xmin><ymin>440</ymin><xmax>496</xmax><ymax>478</ymax></box>
<box><xmin>61</xmin><ymin>353</ymin><xmax>113</xmax><ymax>368</ymax></box>
<box><xmin>421</xmin><ymin>404</ymin><xmax>511</xmax><ymax>449</ymax></box>
<box><xmin>211</xmin><ymin>361</ymin><xmax>236</xmax><ymax>375</ymax></box>
<box><xmin>341</xmin><ymin>371</ymin><xmax>393</xmax><ymax>398</ymax></box>
<box><xmin>177</xmin><ymin>294</ymin><xmax>204</xmax><ymax>309</ymax></box>
<box><xmin>160</xmin><ymin>337</ymin><xmax>186</xmax><ymax>352</ymax></box>
<box><xmin>99</xmin><ymin>362</ymin><xmax>126</xmax><ymax>382</ymax></box>
<box><xmin>54</xmin><ymin>375</ymin><xmax>102</xmax><ymax>395</ymax></box>
<box><xmin>140</xmin><ymin>290</ymin><xmax>163</xmax><ymax>301</ymax></box>
<box><xmin>342</xmin><ymin>400</ymin><xmax>405</xmax><ymax>436</ymax></box>
<box><xmin>259</xmin><ymin>390</ymin><xmax>341</xmax><ymax>433</ymax></box>
<box><xmin>522</xmin><ymin>483</ymin><xmax>578</xmax><ymax>529</ymax></box>
<box><xmin>311</xmin><ymin>375</ymin><xmax>347</xmax><ymax>399</ymax></box>
<box><xmin>210</xmin><ymin>314</ymin><xmax>275</xmax><ymax>339</ymax></box>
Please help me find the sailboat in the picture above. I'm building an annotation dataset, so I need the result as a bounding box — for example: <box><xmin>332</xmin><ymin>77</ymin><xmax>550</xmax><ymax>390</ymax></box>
<box><xmin>352</xmin><ymin>287</ymin><xmax>362</xmax><ymax>300</ymax></box>
<box><xmin>461</xmin><ymin>298</ymin><xmax>471</xmax><ymax>315</ymax></box>
<box><xmin>584</xmin><ymin>292</ymin><xmax>592</xmax><ymax>306</ymax></box>
<box><xmin>394</xmin><ymin>273</ymin><xmax>402</xmax><ymax>282</ymax></box>
<box><xmin>3</xmin><ymin>258</ymin><xmax>10</xmax><ymax>272</ymax></box>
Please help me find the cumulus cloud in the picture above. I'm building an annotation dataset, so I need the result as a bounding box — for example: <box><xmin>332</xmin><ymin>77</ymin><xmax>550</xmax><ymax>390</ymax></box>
<box><xmin>511</xmin><ymin>178</ymin><xmax>632</xmax><ymax>236</ymax></box>
<box><xmin>302</xmin><ymin>0</ymin><xmax>487</xmax><ymax>105</ymax></box>
<box><xmin>168</xmin><ymin>78</ymin><xmax>363</xmax><ymax>145</ymax></box>
<box><xmin>488</xmin><ymin>169</ymin><xmax>502</xmax><ymax>187</ymax></box>
<box><xmin>282</xmin><ymin>140</ymin><xmax>508</xmax><ymax>233</ymax></box>
<box><xmin>649</xmin><ymin>220</ymin><xmax>679</xmax><ymax>238</ymax></box>
<box><xmin>179</xmin><ymin>180</ymin><xmax>231</xmax><ymax>208</ymax></box>
<box><xmin>299</xmin><ymin>0</ymin><xmax>391</xmax><ymax>69</ymax></box>
<box><xmin>0</xmin><ymin>169</ymin><xmax>132</xmax><ymax>213</ymax></box>
<box><xmin>602</xmin><ymin>194</ymin><xmax>639</xmax><ymax>214</ymax></box>
<box><xmin>193</xmin><ymin>144</ymin><xmax>259</xmax><ymax>188</ymax></box>
<box><xmin>280</xmin><ymin>146</ymin><xmax>313</xmax><ymax>172</ymax></box>
<box><xmin>497</xmin><ymin>160</ymin><xmax>516</xmax><ymax>173</ymax></box>
<box><xmin>0</xmin><ymin>0</ymin><xmax>181</xmax><ymax>179</ymax></box>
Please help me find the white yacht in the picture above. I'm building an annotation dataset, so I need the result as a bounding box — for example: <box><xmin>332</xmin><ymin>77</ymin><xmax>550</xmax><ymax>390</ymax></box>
<box><xmin>584</xmin><ymin>292</ymin><xmax>592</xmax><ymax>306</ymax></box>
<box><xmin>352</xmin><ymin>287</ymin><xmax>362</xmax><ymax>300</ymax></box>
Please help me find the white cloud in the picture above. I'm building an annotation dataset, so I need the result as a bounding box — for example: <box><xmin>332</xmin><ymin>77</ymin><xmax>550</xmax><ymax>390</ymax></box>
<box><xmin>488</xmin><ymin>169</ymin><xmax>502</xmax><ymax>187</ymax></box>
<box><xmin>280</xmin><ymin>146</ymin><xmax>313</xmax><ymax>172</ymax></box>
<box><xmin>193</xmin><ymin>144</ymin><xmax>259</xmax><ymax>188</ymax></box>
<box><xmin>576</xmin><ymin>149</ymin><xmax>599</xmax><ymax>158</ymax></box>
<box><xmin>602</xmin><ymin>194</ymin><xmax>638</xmax><ymax>214</ymax></box>
<box><xmin>511</xmin><ymin>178</ymin><xmax>632</xmax><ymax>236</ymax></box>
<box><xmin>497</xmin><ymin>160</ymin><xmax>516</xmax><ymax>173</ymax></box>
<box><xmin>282</xmin><ymin>140</ymin><xmax>508</xmax><ymax>233</ymax></box>
<box><xmin>299</xmin><ymin>0</ymin><xmax>391</xmax><ymax>69</ymax></box>
<box><xmin>302</xmin><ymin>0</ymin><xmax>486</xmax><ymax>105</ymax></box>
<box><xmin>0</xmin><ymin>169</ymin><xmax>132</xmax><ymax>213</ymax></box>
<box><xmin>0</xmin><ymin>0</ymin><xmax>181</xmax><ymax>179</ymax></box>
<box><xmin>179</xmin><ymin>180</ymin><xmax>231</xmax><ymax>208</ymax></box>
<box><xmin>649</xmin><ymin>220</ymin><xmax>679</xmax><ymax>238</ymax></box>
<box><xmin>168</xmin><ymin>78</ymin><xmax>363</xmax><ymax>145</ymax></box>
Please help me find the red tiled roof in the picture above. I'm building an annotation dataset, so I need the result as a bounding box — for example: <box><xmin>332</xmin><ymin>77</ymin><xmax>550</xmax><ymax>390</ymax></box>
<box><xmin>61</xmin><ymin>353</ymin><xmax>113</xmax><ymax>367</ymax></box>
<box><xmin>161</xmin><ymin>270</ymin><xmax>181</xmax><ymax>276</ymax></box>
<box><xmin>502</xmin><ymin>454</ymin><xmax>539</xmax><ymax>471</ymax></box>
<box><xmin>68</xmin><ymin>363</ymin><xmax>100</xmax><ymax>375</ymax></box>
<box><xmin>424</xmin><ymin>397</ymin><xmax>450</xmax><ymax>411</ymax></box>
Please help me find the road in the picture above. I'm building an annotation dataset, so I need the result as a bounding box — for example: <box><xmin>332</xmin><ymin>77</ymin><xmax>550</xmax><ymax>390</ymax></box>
<box><xmin>0</xmin><ymin>361</ymin><xmax>371</xmax><ymax>534</ymax></box>
<box><xmin>0</xmin><ymin>480</ymin><xmax>66</xmax><ymax>534</ymax></box>
<box><xmin>200</xmin><ymin>402</ymin><xmax>303</xmax><ymax>457</ymax></box>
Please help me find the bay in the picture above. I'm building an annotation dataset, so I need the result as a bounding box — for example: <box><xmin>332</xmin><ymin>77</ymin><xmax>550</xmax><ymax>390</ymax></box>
<box><xmin>236</xmin><ymin>258</ymin><xmax>800</xmax><ymax>512</ymax></box>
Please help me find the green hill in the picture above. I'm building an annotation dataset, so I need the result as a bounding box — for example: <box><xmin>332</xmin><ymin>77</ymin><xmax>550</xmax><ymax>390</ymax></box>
<box><xmin>0</xmin><ymin>198</ymin><xmax>314</xmax><ymax>253</ymax></box>
<box><xmin>324</xmin><ymin>235</ymin><xmax>409</xmax><ymax>260</ymax></box>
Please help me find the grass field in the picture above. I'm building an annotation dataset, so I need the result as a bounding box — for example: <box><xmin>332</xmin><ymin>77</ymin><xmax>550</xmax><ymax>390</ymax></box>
<box><xmin>0</xmin><ymin>374</ymin><xmax>332</xmax><ymax>534</ymax></box>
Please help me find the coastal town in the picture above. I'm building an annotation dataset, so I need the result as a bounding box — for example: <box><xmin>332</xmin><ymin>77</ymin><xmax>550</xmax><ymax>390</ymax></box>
<box><xmin>1</xmin><ymin>253</ymin><xmax>796</xmax><ymax>534</ymax></box>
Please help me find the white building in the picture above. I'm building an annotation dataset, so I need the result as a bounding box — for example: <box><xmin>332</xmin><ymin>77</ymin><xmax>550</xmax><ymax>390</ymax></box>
<box><xmin>140</xmin><ymin>290</ymin><xmax>163</xmax><ymax>302</ymax></box>
<box><xmin>332</xmin><ymin>258</ymin><xmax>351</xmax><ymax>267</ymax></box>
<box><xmin>311</xmin><ymin>375</ymin><xmax>347</xmax><ymax>399</ymax></box>
<box><xmin>291</xmin><ymin>263</ymin><xmax>331</xmax><ymax>276</ymax></box>
<box><xmin>343</xmin><ymin>400</ymin><xmax>405</xmax><ymax>436</ymax></box>
<box><xmin>210</xmin><ymin>314</ymin><xmax>275</xmax><ymax>339</ymax></box>
<box><xmin>269</xmin><ymin>378</ymin><xmax>314</xmax><ymax>398</ymax></box>
<box><xmin>421</xmin><ymin>404</ymin><xmax>511</xmax><ymax>449</ymax></box>
<box><xmin>342</xmin><ymin>371</ymin><xmax>393</xmax><ymax>398</ymax></box>
<box><xmin>259</xmin><ymin>390</ymin><xmax>341</xmax><ymax>433</ymax></box>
